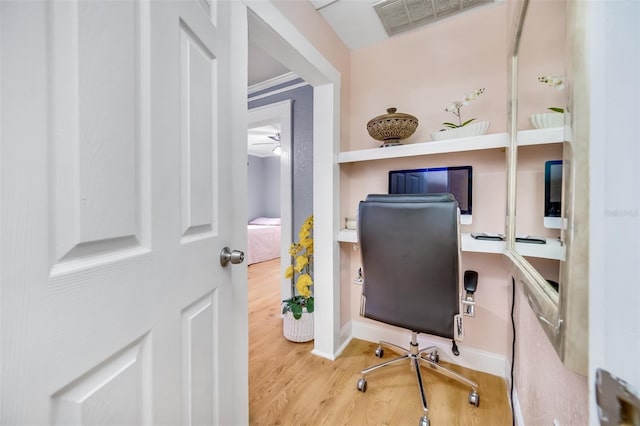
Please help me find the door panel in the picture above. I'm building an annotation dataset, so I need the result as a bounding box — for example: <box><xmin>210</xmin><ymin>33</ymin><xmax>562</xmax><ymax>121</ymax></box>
<box><xmin>179</xmin><ymin>21</ymin><xmax>216</xmax><ymax>239</ymax></box>
<box><xmin>0</xmin><ymin>1</ymin><xmax>244</xmax><ymax>424</ymax></box>
<box><xmin>50</xmin><ymin>0</ymin><xmax>149</xmax><ymax>270</ymax></box>
<box><xmin>51</xmin><ymin>336</ymin><xmax>152</xmax><ymax>426</ymax></box>
<box><xmin>182</xmin><ymin>292</ymin><xmax>217</xmax><ymax>426</ymax></box>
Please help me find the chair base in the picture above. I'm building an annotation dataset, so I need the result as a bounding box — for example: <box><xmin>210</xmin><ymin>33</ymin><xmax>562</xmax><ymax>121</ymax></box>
<box><xmin>356</xmin><ymin>332</ymin><xmax>480</xmax><ymax>424</ymax></box>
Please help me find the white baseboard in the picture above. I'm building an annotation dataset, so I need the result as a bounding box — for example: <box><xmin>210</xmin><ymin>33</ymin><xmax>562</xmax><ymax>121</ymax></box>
<box><xmin>349</xmin><ymin>319</ymin><xmax>508</xmax><ymax>378</ymax></box>
<box><xmin>312</xmin><ymin>322</ymin><xmax>354</xmax><ymax>361</ymax></box>
<box><xmin>310</xmin><ymin>348</ymin><xmax>336</xmax><ymax>360</ymax></box>
<box><xmin>335</xmin><ymin>322</ymin><xmax>353</xmax><ymax>358</ymax></box>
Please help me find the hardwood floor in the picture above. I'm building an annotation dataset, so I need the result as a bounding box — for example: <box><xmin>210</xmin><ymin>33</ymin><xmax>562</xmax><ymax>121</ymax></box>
<box><xmin>248</xmin><ymin>258</ymin><xmax>512</xmax><ymax>425</ymax></box>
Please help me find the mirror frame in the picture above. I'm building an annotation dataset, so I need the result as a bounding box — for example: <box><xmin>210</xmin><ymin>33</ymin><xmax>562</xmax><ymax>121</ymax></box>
<box><xmin>506</xmin><ymin>0</ymin><xmax>588</xmax><ymax>375</ymax></box>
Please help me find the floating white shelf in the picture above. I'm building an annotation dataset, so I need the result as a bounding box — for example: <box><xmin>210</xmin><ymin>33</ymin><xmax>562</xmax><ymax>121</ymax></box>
<box><xmin>460</xmin><ymin>233</ymin><xmax>505</xmax><ymax>254</ymax></box>
<box><xmin>337</xmin><ymin>127</ymin><xmax>566</xmax><ymax>260</ymax></box>
<box><xmin>338</xmin><ymin>230</ymin><xmax>563</xmax><ymax>260</ymax></box>
<box><xmin>517</xmin><ymin>237</ymin><xmax>565</xmax><ymax>261</ymax></box>
<box><xmin>516</xmin><ymin>127</ymin><xmax>564</xmax><ymax>146</ymax></box>
<box><xmin>337</xmin><ymin>128</ymin><xmax>562</xmax><ymax>164</ymax></box>
<box><xmin>338</xmin><ymin>132</ymin><xmax>509</xmax><ymax>164</ymax></box>
<box><xmin>338</xmin><ymin>229</ymin><xmax>358</xmax><ymax>243</ymax></box>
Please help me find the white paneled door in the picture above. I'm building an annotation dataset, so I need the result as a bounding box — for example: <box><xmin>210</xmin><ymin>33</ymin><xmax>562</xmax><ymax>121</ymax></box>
<box><xmin>0</xmin><ymin>1</ymin><xmax>246</xmax><ymax>424</ymax></box>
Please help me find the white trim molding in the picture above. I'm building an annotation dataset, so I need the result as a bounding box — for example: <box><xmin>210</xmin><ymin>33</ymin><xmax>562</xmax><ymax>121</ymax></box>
<box><xmin>248</xmin><ymin>71</ymin><xmax>300</xmax><ymax>96</ymax></box>
<box><xmin>247</xmin><ymin>100</ymin><xmax>292</xmax><ymax>302</ymax></box>
<box><xmin>245</xmin><ymin>0</ymin><xmax>342</xmax><ymax>360</ymax></box>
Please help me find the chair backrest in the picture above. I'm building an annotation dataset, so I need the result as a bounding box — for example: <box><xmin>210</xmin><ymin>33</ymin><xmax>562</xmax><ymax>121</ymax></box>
<box><xmin>358</xmin><ymin>193</ymin><xmax>460</xmax><ymax>338</ymax></box>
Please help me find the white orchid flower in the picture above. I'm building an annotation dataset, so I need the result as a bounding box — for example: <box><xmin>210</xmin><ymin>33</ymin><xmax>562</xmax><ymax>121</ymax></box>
<box><xmin>442</xmin><ymin>88</ymin><xmax>485</xmax><ymax>129</ymax></box>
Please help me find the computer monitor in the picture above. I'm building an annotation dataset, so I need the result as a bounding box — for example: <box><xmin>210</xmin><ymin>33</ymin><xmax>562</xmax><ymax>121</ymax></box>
<box><xmin>544</xmin><ymin>160</ymin><xmax>562</xmax><ymax>229</ymax></box>
<box><xmin>388</xmin><ymin>166</ymin><xmax>473</xmax><ymax>224</ymax></box>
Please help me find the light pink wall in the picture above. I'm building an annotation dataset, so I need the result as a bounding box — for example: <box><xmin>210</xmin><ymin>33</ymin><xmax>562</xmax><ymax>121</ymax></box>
<box><xmin>346</xmin><ymin>3</ymin><xmax>512</xmax><ymax>356</ymax></box>
<box><xmin>516</xmin><ymin>143</ymin><xmax>563</xmax><ymax>239</ymax></box>
<box><xmin>514</xmin><ymin>283</ymin><xmax>588</xmax><ymax>424</ymax></box>
<box><xmin>517</xmin><ymin>0</ymin><xmax>567</xmax><ymax>129</ymax></box>
<box><xmin>273</xmin><ymin>2</ymin><xmax>587</xmax><ymax>421</ymax></box>
<box><xmin>349</xmin><ymin>4</ymin><xmax>509</xmax><ymax>152</ymax></box>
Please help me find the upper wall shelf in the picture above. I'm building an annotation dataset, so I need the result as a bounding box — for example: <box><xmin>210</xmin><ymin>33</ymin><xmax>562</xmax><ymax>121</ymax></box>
<box><xmin>338</xmin><ymin>132</ymin><xmax>509</xmax><ymax>164</ymax></box>
<box><xmin>516</xmin><ymin>127</ymin><xmax>564</xmax><ymax>146</ymax></box>
<box><xmin>338</xmin><ymin>128</ymin><xmax>564</xmax><ymax>164</ymax></box>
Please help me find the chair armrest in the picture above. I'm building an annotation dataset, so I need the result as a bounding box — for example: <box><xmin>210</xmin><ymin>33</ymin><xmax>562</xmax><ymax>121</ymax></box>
<box><xmin>464</xmin><ymin>270</ymin><xmax>478</xmax><ymax>294</ymax></box>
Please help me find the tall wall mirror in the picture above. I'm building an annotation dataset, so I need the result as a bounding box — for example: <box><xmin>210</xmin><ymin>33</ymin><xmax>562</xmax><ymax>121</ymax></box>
<box><xmin>507</xmin><ymin>0</ymin><xmax>588</xmax><ymax>374</ymax></box>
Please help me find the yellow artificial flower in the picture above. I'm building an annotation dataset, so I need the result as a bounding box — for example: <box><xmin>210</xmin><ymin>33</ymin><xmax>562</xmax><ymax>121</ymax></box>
<box><xmin>289</xmin><ymin>243</ymin><xmax>301</xmax><ymax>257</ymax></box>
<box><xmin>299</xmin><ymin>228</ymin><xmax>311</xmax><ymax>240</ymax></box>
<box><xmin>284</xmin><ymin>265</ymin><xmax>294</xmax><ymax>279</ymax></box>
<box><xmin>294</xmin><ymin>255</ymin><xmax>309</xmax><ymax>273</ymax></box>
<box><xmin>296</xmin><ymin>273</ymin><xmax>313</xmax><ymax>296</ymax></box>
<box><xmin>283</xmin><ymin>215</ymin><xmax>314</xmax><ymax>316</ymax></box>
<box><xmin>300</xmin><ymin>237</ymin><xmax>313</xmax><ymax>249</ymax></box>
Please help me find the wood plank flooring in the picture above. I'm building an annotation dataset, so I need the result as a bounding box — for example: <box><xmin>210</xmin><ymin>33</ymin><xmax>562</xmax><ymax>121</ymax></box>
<box><xmin>248</xmin><ymin>258</ymin><xmax>512</xmax><ymax>425</ymax></box>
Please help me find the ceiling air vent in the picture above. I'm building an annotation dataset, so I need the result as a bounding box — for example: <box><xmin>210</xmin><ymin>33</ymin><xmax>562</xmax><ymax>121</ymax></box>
<box><xmin>374</xmin><ymin>0</ymin><xmax>493</xmax><ymax>36</ymax></box>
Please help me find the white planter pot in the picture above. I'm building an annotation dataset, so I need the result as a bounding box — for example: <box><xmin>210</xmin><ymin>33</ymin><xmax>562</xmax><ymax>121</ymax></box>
<box><xmin>430</xmin><ymin>120</ymin><xmax>490</xmax><ymax>141</ymax></box>
<box><xmin>530</xmin><ymin>112</ymin><xmax>564</xmax><ymax>129</ymax></box>
<box><xmin>283</xmin><ymin>310</ymin><xmax>314</xmax><ymax>342</ymax></box>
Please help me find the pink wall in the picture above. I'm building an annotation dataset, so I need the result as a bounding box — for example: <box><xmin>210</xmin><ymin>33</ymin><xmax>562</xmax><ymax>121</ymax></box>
<box><xmin>517</xmin><ymin>0</ymin><xmax>567</xmax><ymax>129</ymax></box>
<box><xmin>271</xmin><ymin>1</ymin><xmax>587</xmax><ymax>422</ymax></box>
<box><xmin>346</xmin><ymin>3</ymin><xmax>512</xmax><ymax>355</ymax></box>
<box><xmin>341</xmin><ymin>0</ymin><xmax>588</xmax><ymax>422</ymax></box>
<box><xmin>349</xmin><ymin>4</ymin><xmax>509</xmax><ymax>152</ymax></box>
<box><xmin>514</xmin><ymin>283</ymin><xmax>588</xmax><ymax>424</ymax></box>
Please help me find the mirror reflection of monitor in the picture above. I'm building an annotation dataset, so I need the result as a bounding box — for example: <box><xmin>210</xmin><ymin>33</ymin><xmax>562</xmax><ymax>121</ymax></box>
<box><xmin>544</xmin><ymin>160</ymin><xmax>562</xmax><ymax>229</ymax></box>
<box><xmin>388</xmin><ymin>166</ymin><xmax>473</xmax><ymax>224</ymax></box>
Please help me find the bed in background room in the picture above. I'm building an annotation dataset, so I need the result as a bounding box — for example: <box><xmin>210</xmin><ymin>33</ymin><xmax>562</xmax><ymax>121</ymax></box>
<box><xmin>247</xmin><ymin>217</ymin><xmax>281</xmax><ymax>265</ymax></box>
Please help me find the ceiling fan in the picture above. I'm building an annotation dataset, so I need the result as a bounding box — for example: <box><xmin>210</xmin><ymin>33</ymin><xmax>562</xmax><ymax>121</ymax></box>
<box><xmin>252</xmin><ymin>132</ymin><xmax>280</xmax><ymax>145</ymax></box>
<box><xmin>248</xmin><ymin>125</ymin><xmax>281</xmax><ymax>155</ymax></box>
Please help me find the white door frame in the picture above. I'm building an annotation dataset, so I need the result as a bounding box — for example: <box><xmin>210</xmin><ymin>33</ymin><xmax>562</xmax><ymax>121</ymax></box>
<box><xmin>248</xmin><ymin>100</ymin><xmax>292</xmax><ymax>301</ymax></box>
<box><xmin>245</xmin><ymin>1</ymin><xmax>343</xmax><ymax>360</ymax></box>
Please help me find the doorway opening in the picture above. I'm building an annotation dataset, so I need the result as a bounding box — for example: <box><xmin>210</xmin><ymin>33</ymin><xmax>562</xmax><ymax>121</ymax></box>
<box><xmin>247</xmin><ymin>99</ymin><xmax>293</xmax><ymax>301</ymax></box>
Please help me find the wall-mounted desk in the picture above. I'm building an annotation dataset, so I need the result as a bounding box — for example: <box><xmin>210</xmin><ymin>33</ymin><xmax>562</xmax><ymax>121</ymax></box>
<box><xmin>338</xmin><ymin>229</ymin><xmax>564</xmax><ymax>260</ymax></box>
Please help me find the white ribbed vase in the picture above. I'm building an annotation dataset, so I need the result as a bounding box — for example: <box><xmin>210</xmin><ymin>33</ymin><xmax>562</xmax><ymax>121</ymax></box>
<box><xmin>283</xmin><ymin>310</ymin><xmax>314</xmax><ymax>342</ymax></box>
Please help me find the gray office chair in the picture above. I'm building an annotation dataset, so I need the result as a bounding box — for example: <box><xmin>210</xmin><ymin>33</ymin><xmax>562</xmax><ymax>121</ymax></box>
<box><xmin>355</xmin><ymin>194</ymin><xmax>480</xmax><ymax>426</ymax></box>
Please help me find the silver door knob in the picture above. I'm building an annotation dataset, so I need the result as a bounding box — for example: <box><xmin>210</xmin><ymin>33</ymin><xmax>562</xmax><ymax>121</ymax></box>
<box><xmin>220</xmin><ymin>247</ymin><xmax>245</xmax><ymax>266</ymax></box>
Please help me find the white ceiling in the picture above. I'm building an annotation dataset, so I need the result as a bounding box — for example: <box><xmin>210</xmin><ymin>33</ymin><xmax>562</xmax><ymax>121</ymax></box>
<box><xmin>309</xmin><ymin>0</ymin><xmax>389</xmax><ymax>50</ymax></box>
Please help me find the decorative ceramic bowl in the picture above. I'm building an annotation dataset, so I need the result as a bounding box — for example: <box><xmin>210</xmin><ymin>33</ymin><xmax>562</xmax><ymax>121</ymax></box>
<box><xmin>530</xmin><ymin>112</ymin><xmax>564</xmax><ymax>129</ymax></box>
<box><xmin>367</xmin><ymin>108</ymin><xmax>419</xmax><ymax>146</ymax></box>
<box><xmin>430</xmin><ymin>120</ymin><xmax>490</xmax><ymax>141</ymax></box>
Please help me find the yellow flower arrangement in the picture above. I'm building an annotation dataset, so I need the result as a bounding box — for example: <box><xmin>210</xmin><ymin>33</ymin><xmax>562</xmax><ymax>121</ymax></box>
<box><xmin>282</xmin><ymin>215</ymin><xmax>314</xmax><ymax>319</ymax></box>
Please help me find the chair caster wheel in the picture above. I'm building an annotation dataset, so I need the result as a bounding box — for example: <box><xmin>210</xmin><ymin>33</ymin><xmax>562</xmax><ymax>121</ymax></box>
<box><xmin>419</xmin><ymin>415</ymin><xmax>430</xmax><ymax>426</ymax></box>
<box><xmin>428</xmin><ymin>352</ymin><xmax>439</xmax><ymax>363</ymax></box>
<box><xmin>357</xmin><ymin>378</ymin><xmax>367</xmax><ymax>392</ymax></box>
<box><xmin>375</xmin><ymin>346</ymin><xmax>384</xmax><ymax>358</ymax></box>
<box><xmin>469</xmin><ymin>390</ymin><xmax>480</xmax><ymax>407</ymax></box>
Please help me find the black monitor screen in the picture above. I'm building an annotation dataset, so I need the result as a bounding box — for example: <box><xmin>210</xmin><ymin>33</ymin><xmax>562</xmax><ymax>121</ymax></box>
<box><xmin>545</xmin><ymin>160</ymin><xmax>562</xmax><ymax>217</ymax></box>
<box><xmin>388</xmin><ymin>166</ymin><xmax>472</xmax><ymax>214</ymax></box>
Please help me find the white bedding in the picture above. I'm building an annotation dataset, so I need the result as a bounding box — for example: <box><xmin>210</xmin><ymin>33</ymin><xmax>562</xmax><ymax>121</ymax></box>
<box><xmin>247</xmin><ymin>224</ymin><xmax>281</xmax><ymax>265</ymax></box>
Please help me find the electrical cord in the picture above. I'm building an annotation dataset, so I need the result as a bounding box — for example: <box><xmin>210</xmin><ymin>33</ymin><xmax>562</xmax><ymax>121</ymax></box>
<box><xmin>510</xmin><ymin>277</ymin><xmax>516</xmax><ymax>426</ymax></box>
